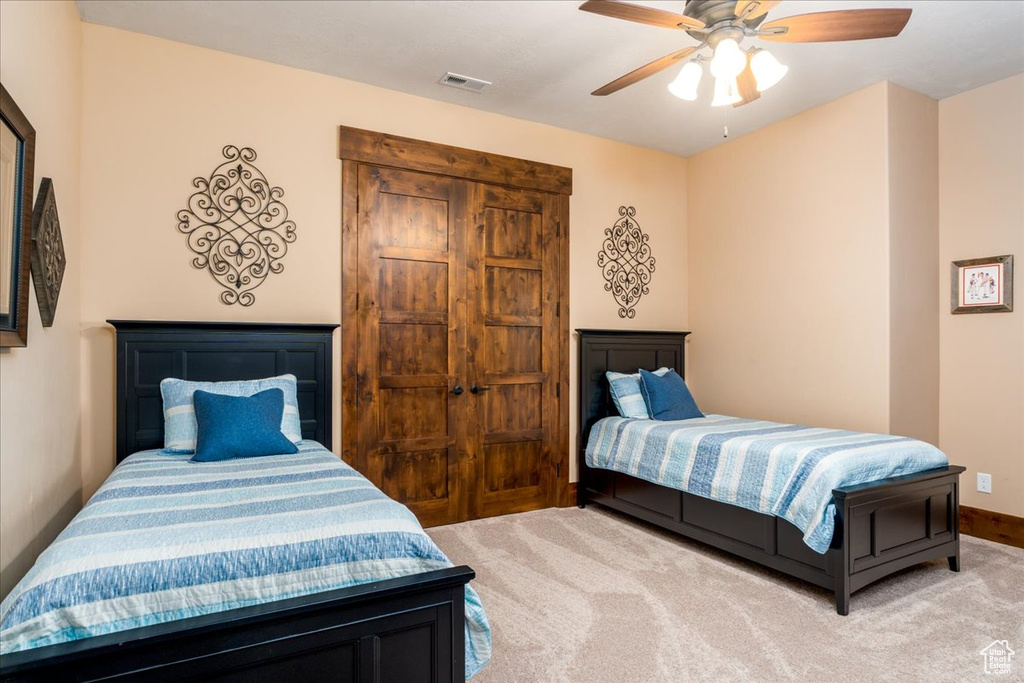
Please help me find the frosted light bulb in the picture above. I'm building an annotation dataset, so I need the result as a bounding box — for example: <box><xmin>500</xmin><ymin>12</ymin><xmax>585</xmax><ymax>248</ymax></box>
<box><xmin>668</xmin><ymin>60</ymin><xmax>702</xmax><ymax>101</ymax></box>
<box><xmin>710</xmin><ymin>38</ymin><xmax>746</xmax><ymax>79</ymax></box>
<box><xmin>751</xmin><ymin>49</ymin><xmax>788</xmax><ymax>92</ymax></box>
<box><xmin>711</xmin><ymin>76</ymin><xmax>742</xmax><ymax>106</ymax></box>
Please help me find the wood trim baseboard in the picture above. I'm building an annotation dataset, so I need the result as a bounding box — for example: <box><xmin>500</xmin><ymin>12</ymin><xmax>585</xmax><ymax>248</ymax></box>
<box><xmin>561</xmin><ymin>482</ymin><xmax>578</xmax><ymax>508</ymax></box>
<box><xmin>959</xmin><ymin>505</ymin><xmax>1024</xmax><ymax>549</ymax></box>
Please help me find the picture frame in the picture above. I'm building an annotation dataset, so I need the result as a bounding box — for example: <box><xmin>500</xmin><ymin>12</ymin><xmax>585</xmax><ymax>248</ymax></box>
<box><xmin>0</xmin><ymin>83</ymin><xmax>36</xmax><ymax>347</ymax></box>
<box><xmin>950</xmin><ymin>254</ymin><xmax>1013</xmax><ymax>314</ymax></box>
<box><xmin>30</xmin><ymin>178</ymin><xmax>66</xmax><ymax>327</ymax></box>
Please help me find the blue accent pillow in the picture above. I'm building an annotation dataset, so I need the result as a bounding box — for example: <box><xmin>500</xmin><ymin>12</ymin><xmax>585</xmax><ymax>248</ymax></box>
<box><xmin>160</xmin><ymin>374</ymin><xmax>302</xmax><ymax>453</ymax></box>
<box><xmin>191</xmin><ymin>389</ymin><xmax>299</xmax><ymax>462</ymax></box>
<box><xmin>638</xmin><ymin>369</ymin><xmax>704</xmax><ymax>421</ymax></box>
<box><xmin>606</xmin><ymin>367</ymin><xmax>671</xmax><ymax>418</ymax></box>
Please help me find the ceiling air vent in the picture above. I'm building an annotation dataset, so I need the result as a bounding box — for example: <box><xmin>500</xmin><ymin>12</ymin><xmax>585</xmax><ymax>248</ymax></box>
<box><xmin>439</xmin><ymin>72</ymin><xmax>491</xmax><ymax>93</ymax></box>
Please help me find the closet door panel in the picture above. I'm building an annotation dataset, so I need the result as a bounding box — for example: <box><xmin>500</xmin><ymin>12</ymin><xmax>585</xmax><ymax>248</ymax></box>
<box><xmin>468</xmin><ymin>185</ymin><xmax>559</xmax><ymax>517</ymax></box>
<box><xmin>356</xmin><ymin>165</ymin><xmax>467</xmax><ymax>527</ymax></box>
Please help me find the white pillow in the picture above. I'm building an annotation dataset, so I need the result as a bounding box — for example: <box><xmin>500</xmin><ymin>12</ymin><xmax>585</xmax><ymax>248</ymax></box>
<box><xmin>605</xmin><ymin>367</ymin><xmax>671</xmax><ymax>418</ymax></box>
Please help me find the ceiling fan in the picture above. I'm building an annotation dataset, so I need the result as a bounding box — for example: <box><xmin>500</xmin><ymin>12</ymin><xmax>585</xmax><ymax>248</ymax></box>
<box><xmin>581</xmin><ymin>0</ymin><xmax>912</xmax><ymax>107</ymax></box>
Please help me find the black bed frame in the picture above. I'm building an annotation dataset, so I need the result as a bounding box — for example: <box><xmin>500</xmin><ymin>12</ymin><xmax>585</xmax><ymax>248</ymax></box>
<box><xmin>576</xmin><ymin>329</ymin><xmax>964</xmax><ymax>615</ymax></box>
<box><xmin>0</xmin><ymin>321</ymin><xmax>474</xmax><ymax>683</ymax></box>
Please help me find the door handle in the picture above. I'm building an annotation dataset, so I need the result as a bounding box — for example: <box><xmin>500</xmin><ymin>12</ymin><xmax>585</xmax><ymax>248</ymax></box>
<box><xmin>451</xmin><ymin>385</ymin><xmax>464</xmax><ymax>396</ymax></box>
<box><xmin>470</xmin><ymin>384</ymin><xmax>490</xmax><ymax>394</ymax></box>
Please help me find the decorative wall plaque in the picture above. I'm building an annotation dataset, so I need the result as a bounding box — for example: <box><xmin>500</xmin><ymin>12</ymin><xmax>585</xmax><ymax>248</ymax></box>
<box><xmin>597</xmin><ymin>206</ymin><xmax>655</xmax><ymax>318</ymax></box>
<box><xmin>176</xmin><ymin>146</ymin><xmax>296</xmax><ymax>306</ymax></box>
<box><xmin>950</xmin><ymin>254</ymin><xmax>1013</xmax><ymax>314</ymax></box>
<box><xmin>30</xmin><ymin>177</ymin><xmax>65</xmax><ymax>327</ymax></box>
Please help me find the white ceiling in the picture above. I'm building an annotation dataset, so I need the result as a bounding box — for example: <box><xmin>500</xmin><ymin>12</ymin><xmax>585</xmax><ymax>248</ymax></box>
<box><xmin>76</xmin><ymin>0</ymin><xmax>1024</xmax><ymax>157</ymax></box>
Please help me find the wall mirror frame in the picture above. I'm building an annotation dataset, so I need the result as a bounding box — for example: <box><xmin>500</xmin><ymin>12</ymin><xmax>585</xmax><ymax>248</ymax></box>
<box><xmin>0</xmin><ymin>83</ymin><xmax>36</xmax><ymax>347</ymax></box>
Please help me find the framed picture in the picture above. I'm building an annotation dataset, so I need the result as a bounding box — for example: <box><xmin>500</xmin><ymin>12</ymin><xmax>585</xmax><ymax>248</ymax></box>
<box><xmin>950</xmin><ymin>254</ymin><xmax>1013</xmax><ymax>314</ymax></box>
<box><xmin>0</xmin><ymin>83</ymin><xmax>36</xmax><ymax>347</ymax></box>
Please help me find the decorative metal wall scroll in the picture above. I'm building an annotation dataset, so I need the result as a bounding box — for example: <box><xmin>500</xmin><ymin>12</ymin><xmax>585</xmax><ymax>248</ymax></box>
<box><xmin>30</xmin><ymin>178</ymin><xmax>65</xmax><ymax>327</ymax></box>
<box><xmin>176</xmin><ymin>146</ymin><xmax>296</xmax><ymax>306</ymax></box>
<box><xmin>597</xmin><ymin>206</ymin><xmax>655</xmax><ymax>318</ymax></box>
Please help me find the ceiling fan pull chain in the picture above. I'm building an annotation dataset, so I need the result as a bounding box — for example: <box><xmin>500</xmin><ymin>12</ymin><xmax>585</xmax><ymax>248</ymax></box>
<box><xmin>723</xmin><ymin>107</ymin><xmax>729</xmax><ymax>139</ymax></box>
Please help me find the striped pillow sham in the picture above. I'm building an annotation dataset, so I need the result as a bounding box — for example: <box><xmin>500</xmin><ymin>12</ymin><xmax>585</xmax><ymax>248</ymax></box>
<box><xmin>159</xmin><ymin>374</ymin><xmax>303</xmax><ymax>453</ymax></box>
<box><xmin>605</xmin><ymin>367</ymin><xmax>671</xmax><ymax>419</ymax></box>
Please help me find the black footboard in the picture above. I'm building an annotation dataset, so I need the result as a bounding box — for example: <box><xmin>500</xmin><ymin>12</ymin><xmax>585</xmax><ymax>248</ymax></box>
<box><xmin>832</xmin><ymin>466</ymin><xmax>964</xmax><ymax>614</ymax></box>
<box><xmin>0</xmin><ymin>566</ymin><xmax>473</xmax><ymax>683</ymax></box>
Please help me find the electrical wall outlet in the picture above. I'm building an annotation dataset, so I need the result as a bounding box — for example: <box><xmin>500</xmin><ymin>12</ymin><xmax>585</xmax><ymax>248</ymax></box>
<box><xmin>977</xmin><ymin>472</ymin><xmax>992</xmax><ymax>494</ymax></box>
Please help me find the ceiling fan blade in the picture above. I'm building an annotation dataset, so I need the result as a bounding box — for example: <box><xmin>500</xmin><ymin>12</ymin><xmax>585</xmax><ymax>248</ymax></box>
<box><xmin>733</xmin><ymin>53</ymin><xmax>761</xmax><ymax>107</ymax></box>
<box><xmin>579</xmin><ymin>0</ymin><xmax>705</xmax><ymax>31</ymax></box>
<box><xmin>592</xmin><ymin>47</ymin><xmax>699</xmax><ymax>96</ymax></box>
<box><xmin>759</xmin><ymin>9</ymin><xmax>912</xmax><ymax>42</ymax></box>
<box><xmin>735</xmin><ymin>1</ymin><xmax>780</xmax><ymax>21</ymax></box>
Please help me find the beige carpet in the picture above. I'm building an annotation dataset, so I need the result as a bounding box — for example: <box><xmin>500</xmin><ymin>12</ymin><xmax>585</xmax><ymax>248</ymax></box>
<box><xmin>428</xmin><ymin>506</ymin><xmax>1024</xmax><ymax>683</ymax></box>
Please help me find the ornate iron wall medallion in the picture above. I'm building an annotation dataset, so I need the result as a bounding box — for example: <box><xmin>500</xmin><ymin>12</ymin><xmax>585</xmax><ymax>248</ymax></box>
<box><xmin>30</xmin><ymin>178</ymin><xmax>65</xmax><ymax>327</ymax></box>
<box><xmin>597</xmin><ymin>206</ymin><xmax>655</xmax><ymax>318</ymax></box>
<box><xmin>176</xmin><ymin>146</ymin><xmax>296</xmax><ymax>306</ymax></box>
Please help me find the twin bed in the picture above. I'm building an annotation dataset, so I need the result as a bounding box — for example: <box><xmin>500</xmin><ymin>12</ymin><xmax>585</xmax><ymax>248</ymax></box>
<box><xmin>577</xmin><ymin>329</ymin><xmax>964</xmax><ymax>615</ymax></box>
<box><xmin>0</xmin><ymin>321</ymin><xmax>489</xmax><ymax>682</ymax></box>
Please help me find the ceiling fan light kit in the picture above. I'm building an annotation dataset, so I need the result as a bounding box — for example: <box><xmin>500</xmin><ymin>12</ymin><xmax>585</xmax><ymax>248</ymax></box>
<box><xmin>704</xmin><ymin>32</ymin><xmax>779</xmax><ymax>105</ymax></box>
<box><xmin>581</xmin><ymin>0</ymin><xmax>912</xmax><ymax>109</ymax></box>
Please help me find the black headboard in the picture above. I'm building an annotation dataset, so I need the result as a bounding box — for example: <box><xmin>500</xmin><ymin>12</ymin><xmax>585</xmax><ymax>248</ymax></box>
<box><xmin>109</xmin><ymin>320</ymin><xmax>338</xmax><ymax>462</ymax></box>
<box><xmin>577</xmin><ymin>329</ymin><xmax>690</xmax><ymax>450</ymax></box>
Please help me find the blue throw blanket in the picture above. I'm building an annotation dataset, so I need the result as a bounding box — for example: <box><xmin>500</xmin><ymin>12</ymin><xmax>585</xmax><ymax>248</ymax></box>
<box><xmin>0</xmin><ymin>442</ymin><xmax>491</xmax><ymax>678</ymax></box>
<box><xmin>586</xmin><ymin>415</ymin><xmax>949</xmax><ymax>553</ymax></box>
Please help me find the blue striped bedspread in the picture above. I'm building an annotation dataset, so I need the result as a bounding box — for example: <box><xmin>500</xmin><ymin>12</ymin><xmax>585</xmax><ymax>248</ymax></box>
<box><xmin>586</xmin><ymin>415</ymin><xmax>949</xmax><ymax>553</ymax></box>
<box><xmin>0</xmin><ymin>442</ymin><xmax>491</xmax><ymax>678</ymax></box>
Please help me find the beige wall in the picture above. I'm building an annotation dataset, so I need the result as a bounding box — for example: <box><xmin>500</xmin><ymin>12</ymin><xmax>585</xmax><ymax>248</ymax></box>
<box><xmin>689</xmin><ymin>74</ymin><xmax>1024</xmax><ymax>517</ymax></box>
<box><xmin>3</xmin><ymin>14</ymin><xmax>1014</xmax><ymax>601</ymax></box>
<box><xmin>938</xmin><ymin>74</ymin><xmax>1024</xmax><ymax>517</ymax></box>
<box><xmin>887</xmin><ymin>83</ymin><xmax>939</xmax><ymax>444</ymax></box>
<box><xmin>0</xmin><ymin>0</ymin><xmax>83</xmax><ymax>599</ymax></box>
<box><xmin>687</xmin><ymin>83</ymin><xmax>893</xmax><ymax>432</ymax></box>
<box><xmin>79</xmin><ymin>24</ymin><xmax>690</xmax><ymax>496</ymax></box>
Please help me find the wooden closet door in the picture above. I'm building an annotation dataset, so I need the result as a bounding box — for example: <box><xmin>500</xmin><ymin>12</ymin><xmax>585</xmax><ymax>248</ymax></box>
<box><xmin>466</xmin><ymin>183</ymin><xmax>560</xmax><ymax>517</ymax></box>
<box><xmin>355</xmin><ymin>165</ymin><xmax>468</xmax><ymax>527</ymax></box>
